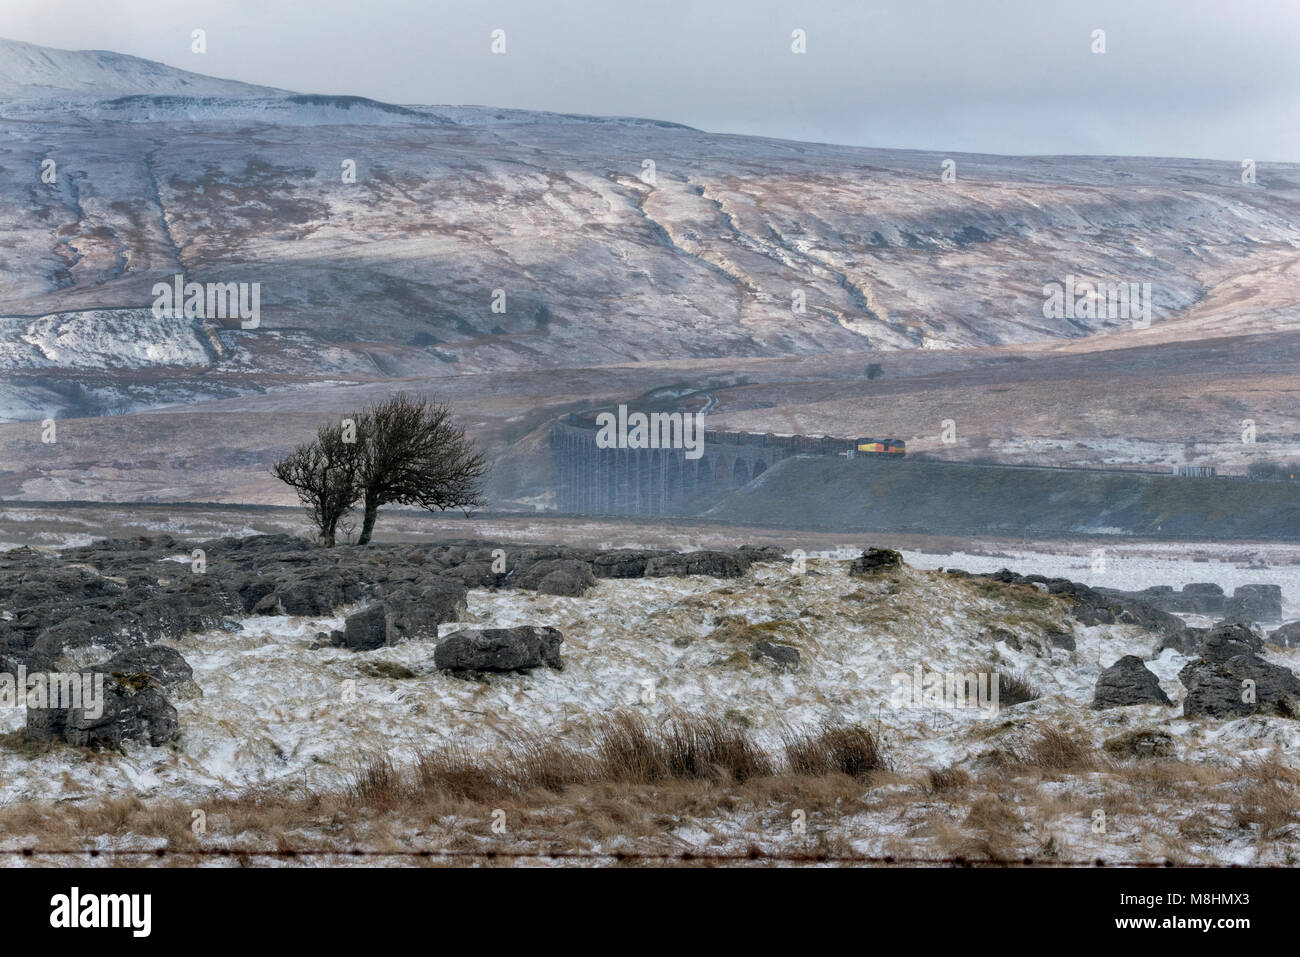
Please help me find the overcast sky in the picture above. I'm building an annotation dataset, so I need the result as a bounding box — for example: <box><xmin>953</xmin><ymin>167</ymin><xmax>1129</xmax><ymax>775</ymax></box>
<box><xmin>2</xmin><ymin>0</ymin><xmax>1298</xmax><ymax>161</ymax></box>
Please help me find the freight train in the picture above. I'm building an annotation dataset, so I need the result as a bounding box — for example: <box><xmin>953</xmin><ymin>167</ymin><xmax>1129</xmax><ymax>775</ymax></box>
<box><xmin>564</xmin><ymin>412</ymin><xmax>904</xmax><ymax>456</ymax></box>
<box><xmin>856</xmin><ymin>438</ymin><xmax>906</xmax><ymax>456</ymax></box>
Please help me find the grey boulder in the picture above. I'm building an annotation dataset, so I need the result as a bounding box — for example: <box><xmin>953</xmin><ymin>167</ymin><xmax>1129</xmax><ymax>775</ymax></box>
<box><xmin>750</xmin><ymin>640</ymin><xmax>800</xmax><ymax>670</ymax></box>
<box><xmin>27</xmin><ymin>672</ymin><xmax>180</xmax><ymax>749</ymax></box>
<box><xmin>850</xmin><ymin>548</ymin><xmax>904</xmax><ymax>575</ymax></box>
<box><xmin>1179</xmin><ymin>624</ymin><xmax>1300</xmax><ymax>719</ymax></box>
<box><xmin>1092</xmin><ymin>655</ymin><xmax>1172</xmax><ymax>709</ymax></box>
<box><xmin>337</xmin><ymin>580</ymin><xmax>469</xmax><ymax>650</ymax></box>
<box><xmin>384</xmin><ymin>580</ymin><xmax>469</xmax><ymax>641</ymax></box>
<box><xmin>434</xmin><ymin>626</ymin><xmax>564</xmax><ymax>673</ymax></box>
<box><xmin>101</xmin><ymin>645</ymin><xmax>194</xmax><ymax>693</ymax></box>
<box><xmin>1225</xmin><ymin>584</ymin><xmax>1283</xmax><ymax>624</ymax></box>
<box><xmin>1269</xmin><ymin>621</ymin><xmax>1300</xmax><ymax>648</ymax></box>
<box><xmin>644</xmin><ymin>550</ymin><xmax>750</xmax><ymax>578</ymax></box>
<box><xmin>511</xmin><ymin>559</ymin><xmax>597</xmax><ymax>596</ymax></box>
<box><xmin>338</xmin><ymin>604</ymin><xmax>393</xmax><ymax>651</ymax></box>
<box><xmin>26</xmin><ymin>643</ymin><xmax>192</xmax><ymax>748</ymax></box>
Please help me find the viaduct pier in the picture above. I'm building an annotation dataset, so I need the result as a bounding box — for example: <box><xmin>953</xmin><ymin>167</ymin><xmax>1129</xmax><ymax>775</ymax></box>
<box><xmin>549</xmin><ymin>412</ymin><xmax>856</xmax><ymax>517</ymax></box>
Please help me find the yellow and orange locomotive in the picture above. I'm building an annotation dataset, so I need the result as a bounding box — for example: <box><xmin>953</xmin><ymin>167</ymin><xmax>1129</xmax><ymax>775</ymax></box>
<box><xmin>855</xmin><ymin>437</ymin><xmax>906</xmax><ymax>456</ymax></box>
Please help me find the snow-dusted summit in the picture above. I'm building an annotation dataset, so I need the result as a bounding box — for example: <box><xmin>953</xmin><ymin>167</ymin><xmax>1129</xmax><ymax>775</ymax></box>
<box><xmin>0</xmin><ymin>35</ymin><xmax>282</xmax><ymax>100</ymax></box>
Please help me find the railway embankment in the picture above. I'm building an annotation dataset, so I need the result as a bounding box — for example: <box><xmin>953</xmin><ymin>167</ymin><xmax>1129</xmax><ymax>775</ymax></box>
<box><xmin>703</xmin><ymin>456</ymin><xmax>1300</xmax><ymax>541</ymax></box>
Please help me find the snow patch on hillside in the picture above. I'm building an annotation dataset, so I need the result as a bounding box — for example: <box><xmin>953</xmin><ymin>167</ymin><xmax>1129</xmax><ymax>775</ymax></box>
<box><xmin>85</xmin><ymin>94</ymin><xmax>445</xmax><ymax>126</ymax></box>
<box><xmin>0</xmin><ymin>309</ymin><xmax>211</xmax><ymax>371</ymax></box>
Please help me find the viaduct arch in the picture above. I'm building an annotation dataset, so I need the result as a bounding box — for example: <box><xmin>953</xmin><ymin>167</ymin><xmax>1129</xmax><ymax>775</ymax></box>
<box><xmin>550</xmin><ymin>414</ymin><xmax>855</xmax><ymax>517</ymax></box>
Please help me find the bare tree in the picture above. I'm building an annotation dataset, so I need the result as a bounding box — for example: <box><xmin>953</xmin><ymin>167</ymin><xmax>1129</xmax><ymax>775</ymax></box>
<box><xmin>271</xmin><ymin>421</ymin><xmax>362</xmax><ymax>547</ymax></box>
<box><xmin>352</xmin><ymin>393</ymin><xmax>488</xmax><ymax>544</ymax></box>
<box><xmin>272</xmin><ymin>394</ymin><xmax>487</xmax><ymax>547</ymax></box>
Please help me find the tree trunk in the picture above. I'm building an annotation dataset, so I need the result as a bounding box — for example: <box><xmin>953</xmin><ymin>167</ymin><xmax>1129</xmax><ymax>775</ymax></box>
<box><xmin>357</xmin><ymin>493</ymin><xmax>380</xmax><ymax>545</ymax></box>
<box><xmin>323</xmin><ymin>516</ymin><xmax>337</xmax><ymax>548</ymax></box>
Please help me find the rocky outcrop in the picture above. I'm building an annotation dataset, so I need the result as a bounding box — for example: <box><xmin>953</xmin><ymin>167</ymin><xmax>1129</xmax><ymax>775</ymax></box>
<box><xmin>981</xmin><ymin>569</ymin><xmax>1194</xmax><ymax>650</ymax></box>
<box><xmin>509</xmin><ymin>559</ymin><xmax>597</xmax><ymax>596</ymax></box>
<box><xmin>101</xmin><ymin>645</ymin><xmax>194</xmax><ymax>693</ymax></box>
<box><xmin>1092</xmin><ymin>655</ymin><xmax>1172</xmax><ymax>709</ymax></box>
<box><xmin>850</xmin><ymin>548</ymin><xmax>904</xmax><ymax>575</ymax></box>
<box><xmin>25</xmin><ymin>644</ymin><xmax>191</xmax><ymax>749</ymax></box>
<box><xmin>1269</xmin><ymin>621</ymin><xmax>1300</xmax><ymax>648</ymax></box>
<box><xmin>380</xmin><ymin>581</ymin><xmax>469</xmax><ymax>642</ymax></box>
<box><xmin>737</xmin><ymin>546</ymin><xmax>786</xmax><ymax>563</ymax></box>
<box><xmin>589</xmin><ymin>550</ymin><xmax>665</xmax><ymax>579</ymax></box>
<box><xmin>252</xmin><ymin>565</ymin><xmax>369</xmax><ymax>616</ymax></box>
<box><xmin>645</xmin><ymin>550</ymin><xmax>750</xmax><ymax>578</ymax></box>
<box><xmin>1178</xmin><ymin>624</ymin><xmax>1300</xmax><ymax>719</ymax></box>
<box><xmin>1045</xmin><ymin>630</ymin><xmax>1076</xmax><ymax>651</ymax></box>
<box><xmin>1094</xmin><ymin>581</ymin><xmax>1282</xmax><ymax>623</ymax></box>
<box><xmin>433</xmin><ymin>626</ymin><xmax>564</xmax><ymax>673</ymax></box>
<box><xmin>1102</xmin><ymin>728</ymin><xmax>1175</xmax><ymax>759</ymax></box>
<box><xmin>0</xmin><ymin>535</ymin><xmax>778</xmax><ymax>674</ymax></box>
<box><xmin>37</xmin><ymin>677</ymin><xmax>179</xmax><ymax>749</ymax></box>
<box><xmin>750</xmin><ymin>640</ymin><xmax>800</xmax><ymax>670</ymax></box>
<box><xmin>333</xmin><ymin>578</ymin><xmax>470</xmax><ymax>651</ymax></box>
<box><xmin>1195</xmin><ymin>623</ymin><xmax>1264</xmax><ymax>659</ymax></box>
<box><xmin>0</xmin><ymin>532</ymin><xmax>790</xmax><ymax>749</ymax></box>
<box><xmin>1225</xmin><ymin>584</ymin><xmax>1284</xmax><ymax>624</ymax></box>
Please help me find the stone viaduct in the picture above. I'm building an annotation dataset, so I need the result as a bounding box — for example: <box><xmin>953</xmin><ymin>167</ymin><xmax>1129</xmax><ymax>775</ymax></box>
<box><xmin>550</xmin><ymin>413</ymin><xmax>858</xmax><ymax>517</ymax></box>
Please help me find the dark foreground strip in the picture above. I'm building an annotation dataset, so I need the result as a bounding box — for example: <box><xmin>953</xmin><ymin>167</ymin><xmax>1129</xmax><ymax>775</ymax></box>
<box><xmin>0</xmin><ymin>850</ymin><xmax>1272</xmax><ymax>945</ymax></box>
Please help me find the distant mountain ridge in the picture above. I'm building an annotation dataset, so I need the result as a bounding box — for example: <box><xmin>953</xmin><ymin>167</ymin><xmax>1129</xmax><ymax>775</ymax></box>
<box><xmin>0</xmin><ymin>36</ymin><xmax>283</xmax><ymax>99</ymax></box>
<box><xmin>0</xmin><ymin>37</ymin><xmax>1297</xmax><ymax>429</ymax></box>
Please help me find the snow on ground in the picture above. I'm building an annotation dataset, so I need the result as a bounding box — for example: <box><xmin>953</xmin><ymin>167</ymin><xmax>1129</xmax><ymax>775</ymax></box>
<box><xmin>0</xmin><ymin>510</ymin><xmax>282</xmax><ymax>549</ymax></box>
<box><xmin>0</xmin><ymin>553</ymin><xmax>1297</xmax><ymax>864</ymax></box>
<box><xmin>0</xmin><ymin>309</ymin><xmax>211</xmax><ymax>371</ymax></box>
<box><xmin>895</xmin><ymin>545</ymin><xmax>1300</xmax><ymax>621</ymax></box>
<box><xmin>0</xmin><ymin>36</ymin><xmax>280</xmax><ymax>99</ymax></box>
<box><xmin>4</xmin><ymin>556</ymin><xmax>1297</xmax><ymax>814</ymax></box>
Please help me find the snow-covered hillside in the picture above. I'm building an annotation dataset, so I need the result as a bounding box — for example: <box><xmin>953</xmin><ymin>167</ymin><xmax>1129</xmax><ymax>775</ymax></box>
<box><xmin>0</xmin><ymin>36</ymin><xmax>281</xmax><ymax>100</ymax></box>
<box><xmin>0</xmin><ymin>37</ymin><xmax>1297</xmax><ymax>500</ymax></box>
<box><xmin>88</xmin><ymin>93</ymin><xmax>445</xmax><ymax>126</ymax></box>
<box><xmin>0</xmin><ymin>35</ymin><xmax>1297</xmax><ymax>408</ymax></box>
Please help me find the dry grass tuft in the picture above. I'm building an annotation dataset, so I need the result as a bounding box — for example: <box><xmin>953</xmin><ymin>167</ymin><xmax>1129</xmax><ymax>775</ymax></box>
<box><xmin>351</xmin><ymin>754</ymin><xmax>403</xmax><ymax>809</ymax></box>
<box><xmin>384</xmin><ymin>709</ymin><xmax>774</xmax><ymax>808</ymax></box>
<box><xmin>593</xmin><ymin>711</ymin><xmax>773</xmax><ymax>783</ymax></box>
<box><xmin>9</xmin><ymin>709</ymin><xmax>1300</xmax><ymax>865</ymax></box>
<box><xmin>995</xmin><ymin>725</ymin><xmax>1100</xmax><ymax>773</ymax></box>
<box><xmin>996</xmin><ymin>670</ymin><xmax>1042</xmax><ymax>706</ymax></box>
<box><xmin>964</xmin><ymin>794</ymin><xmax>1022</xmax><ymax>834</ymax></box>
<box><xmin>783</xmin><ymin>723</ymin><xmax>885</xmax><ymax>779</ymax></box>
<box><xmin>1232</xmin><ymin>779</ymin><xmax>1300</xmax><ymax>839</ymax></box>
<box><xmin>929</xmin><ymin>796</ymin><xmax>1023</xmax><ymax>862</ymax></box>
<box><xmin>411</xmin><ymin>745</ymin><xmax>508</xmax><ymax>802</ymax></box>
<box><xmin>923</xmin><ymin>765</ymin><xmax>971</xmax><ymax>794</ymax></box>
